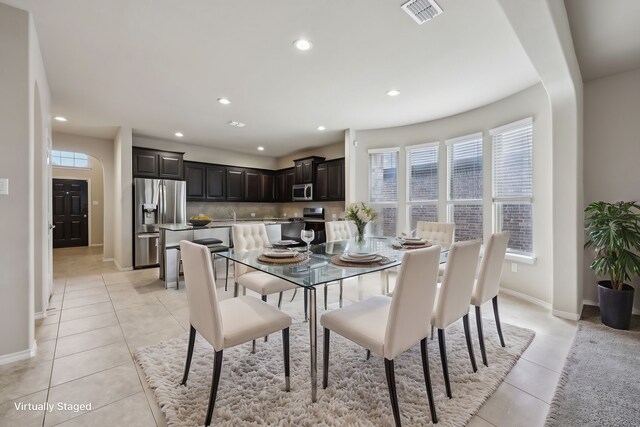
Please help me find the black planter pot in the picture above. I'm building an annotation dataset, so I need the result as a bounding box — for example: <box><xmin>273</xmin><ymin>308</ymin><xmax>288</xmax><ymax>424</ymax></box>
<box><xmin>597</xmin><ymin>281</ymin><xmax>635</xmax><ymax>330</ymax></box>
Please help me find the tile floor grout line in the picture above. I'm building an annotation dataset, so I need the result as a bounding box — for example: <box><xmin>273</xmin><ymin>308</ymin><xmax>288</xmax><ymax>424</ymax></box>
<box><xmin>103</xmin><ymin>272</ymin><xmax>164</xmax><ymax>427</ymax></box>
<box><xmin>502</xmin><ymin>377</ymin><xmax>555</xmax><ymax>406</ymax></box>
<box><xmin>519</xmin><ymin>353</ymin><xmax>567</xmax><ymax>375</ymax></box>
<box><xmin>476</xmin><ymin>414</ymin><xmax>498</xmax><ymax>426</ymax></box>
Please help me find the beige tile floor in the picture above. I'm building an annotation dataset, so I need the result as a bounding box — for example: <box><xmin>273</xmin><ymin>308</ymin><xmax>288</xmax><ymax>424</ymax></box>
<box><xmin>0</xmin><ymin>246</ymin><xmax>577</xmax><ymax>426</ymax></box>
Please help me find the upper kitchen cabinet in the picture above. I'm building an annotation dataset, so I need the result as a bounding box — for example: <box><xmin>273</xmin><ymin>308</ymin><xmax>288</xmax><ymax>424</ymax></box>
<box><xmin>226</xmin><ymin>167</ymin><xmax>244</xmax><ymax>201</ymax></box>
<box><xmin>294</xmin><ymin>156</ymin><xmax>324</xmax><ymax>184</ymax></box>
<box><xmin>185</xmin><ymin>162</ymin><xmax>227</xmax><ymax>201</ymax></box>
<box><xmin>276</xmin><ymin>168</ymin><xmax>295</xmax><ymax>202</ymax></box>
<box><xmin>244</xmin><ymin>169</ymin><xmax>261</xmax><ymax>202</ymax></box>
<box><xmin>260</xmin><ymin>172</ymin><xmax>276</xmax><ymax>202</ymax></box>
<box><xmin>132</xmin><ymin>147</ymin><xmax>184</xmax><ymax>180</ymax></box>
<box><xmin>315</xmin><ymin>158</ymin><xmax>345</xmax><ymax>201</ymax></box>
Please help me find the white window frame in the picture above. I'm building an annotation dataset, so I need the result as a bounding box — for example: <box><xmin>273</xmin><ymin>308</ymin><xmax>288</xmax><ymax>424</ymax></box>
<box><xmin>368</xmin><ymin>147</ymin><xmax>399</xmax><ymax>236</ymax></box>
<box><xmin>405</xmin><ymin>142</ymin><xmax>439</xmax><ymax>233</ymax></box>
<box><xmin>490</xmin><ymin>117</ymin><xmax>535</xmax><ymax>259</ymax></box>
<box><xmin>51</xmin><ymin>150</ymin><xmax>91</xmax><ymax>169</ymax></box>
<box><xmin>445</xmin><ymin>132</ymin><xmax>484</xmax><ymax>241</ymax></box>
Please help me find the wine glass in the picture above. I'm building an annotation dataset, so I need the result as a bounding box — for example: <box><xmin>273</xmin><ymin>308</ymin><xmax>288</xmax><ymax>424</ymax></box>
<box><xmin>301</xmin><ymin>229</ymin><xmax>315</xmax><ymax>256</ymax></box>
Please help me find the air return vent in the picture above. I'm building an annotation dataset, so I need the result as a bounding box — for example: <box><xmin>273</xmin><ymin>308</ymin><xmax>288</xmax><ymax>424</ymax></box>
<box><xmin>401</xmin><ymin>0</ymin><xmax>443</xmax><ymax>25</ymax></box>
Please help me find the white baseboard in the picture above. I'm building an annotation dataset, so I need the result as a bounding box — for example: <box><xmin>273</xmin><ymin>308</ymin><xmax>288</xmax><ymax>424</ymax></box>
<box><xmin>102</xmin><ymin>257</ymin><xmax>114</xmax><ymax>262</ymax></box>
<box><xmin>34</xmin><ymin>311</ymin><xmax>47</xmax><ymax>320</ymax></box>
<box><xmin>583</xmin><ymin>299</ymin><xmax>640</xmax><ymax>315</ymax></box>
<box><xmin>499</xmin><ymin>287</ymin><xmax>552</xmax><ymax>310</ymax></box>
<box><xmin>113</xmin><ymin>259</ymin><xmax>133</xmax><ymax>271</ymax></box>
<box><xmin>90</xmin><ymin>243</ymin><xmax>103</xmax><ymax>247</ymax></box>
<box><xmin>0</xmin><ymin>342</ymin><xmax>37</xmax><ymax>366</ymax></box>
<box><xmin>552</xmin><ymin>309</ymin><xmax>581</xmax><ymax>321</ymax></box>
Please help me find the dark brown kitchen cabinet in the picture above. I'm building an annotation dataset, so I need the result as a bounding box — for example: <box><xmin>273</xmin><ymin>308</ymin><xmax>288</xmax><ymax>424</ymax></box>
<box><xmin>133</xmin><ymin>147</ymin><xmax>184</xmax><ymax>180</ymax></box>
<box><xmin>327</xmin><ymin>159</ymin><xmax>345</xmax><ymax>200</ymax></box>
<box><xmin>184</xmin><ymin>162</ymin><xmax>206</xmax><ymax>201</ymax></box>
<box><xmin>244</xmin><ymin>170</ymin><xmax>260</xmax><ymax>201</ymax></box>
<box><xmin>276</xmin><ymin>171</ymin><xmax>286</xmax><ymax>202</ymax></box>
<box><xmin>315</xmin><ymin>158</ymin><xmax>345</xmax><ymax>201</ymax></box>
<box><xmin>206</xmin><ymin>165</ymin><xmax>226</xmax><ymax>200</ymax></box>
<box><xmin>293</xmin><ymin>156</ymin><xmax>324</xmax><ymax>184</ymax></box>
<box><xmin>226</xmin><ymin>168</ymin><xmax>244</xmax><ymax>201</ymax></box>
<box><xmin>285</xmin><ymin>169</ymin><xmax>295</xmax><ymax>202</ymax></box>
<box><xmin>261</xmin><ymin>172</ymin><xmax>275</xmax><ymax>202</ymax></box>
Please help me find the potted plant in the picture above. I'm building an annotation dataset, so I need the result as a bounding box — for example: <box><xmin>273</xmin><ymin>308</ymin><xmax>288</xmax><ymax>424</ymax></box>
<box><xmin>345</xmin><ymin>202</ymin><xmax>377</xmax><ymax>245</ymax></box>
<box><xmin>584</xmin><ymin>201</ymin><xmax>640</xmax><ymax>329</ymax></box>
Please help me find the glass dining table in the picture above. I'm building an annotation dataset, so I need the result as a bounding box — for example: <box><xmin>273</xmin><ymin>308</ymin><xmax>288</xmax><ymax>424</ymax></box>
<box><xmin>215</xmin><ymin>236</ymin><xmax>449</xmax><ymax>403</ymax></box>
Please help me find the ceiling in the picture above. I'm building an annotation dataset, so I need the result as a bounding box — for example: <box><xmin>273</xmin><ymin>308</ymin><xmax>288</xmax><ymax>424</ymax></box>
<box><xmin>7</xmin><ymin>0</ymin><xmax>540</xmax><ymax>157</ymax></box>
<box><xmin>565</xmin><ymin>0</ymin><xmax>640</xmax><ymax>82</ymax></box>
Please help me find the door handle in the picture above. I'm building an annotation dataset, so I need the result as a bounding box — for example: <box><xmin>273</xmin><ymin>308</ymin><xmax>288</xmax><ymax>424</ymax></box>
<box><xmin>49</xmin><ymin>224</ymin><xmax>56</xmax><ymax>230</ymax></box>
<box><xmin>83</xmin><ymin>215</ymin><xmax>87</xmax><ymax>218</ymax></box>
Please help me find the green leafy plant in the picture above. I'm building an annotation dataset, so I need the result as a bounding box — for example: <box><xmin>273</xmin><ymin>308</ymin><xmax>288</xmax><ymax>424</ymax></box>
<box><xmin>345</xmin><ymin>202</ymin><xmax>378</xmax><ymax>244</ymax></box>
<box><xmin>584</xmin><ymin>201</ymin><xmax>640</xmax><ymax>290</ymax></box>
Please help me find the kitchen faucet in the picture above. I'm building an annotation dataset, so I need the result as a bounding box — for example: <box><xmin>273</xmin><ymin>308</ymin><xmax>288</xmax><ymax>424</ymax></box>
<box><xmin>229</xmin><ymin>211</ymin><xmax>237</xmax><ymax>222</ymax></box>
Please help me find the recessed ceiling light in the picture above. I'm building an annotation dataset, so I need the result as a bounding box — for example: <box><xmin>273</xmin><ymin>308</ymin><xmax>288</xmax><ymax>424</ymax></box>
<box><xmin>386</xmin><ymin>90</ymin><xmax>401</xmax><ymax>97</ymax></box>
<box><xmin>257</xmin><ymin>146</ymin><xmax>265</xmax><ymax>151</ymax></box>
<box><xmin>293</xmin><ymin>39</ymin><xmax>313</xmax><ymax>51</ymax></box>
<box><xmin>317</xmin><ymin>126</ymin><xmax>326</xmax><ymax>131</ymax></box>
<box><xmin>174</xmin><ymin>132</ymin><xmax>184</xmax><ymax>138</ymax></box>
<box><xmin>217</xmin><ymin>98</ymin><xmax>231</xmax><ymax>105</ymax></box>
<box><xmin>54</xmin><ymin>116</ymin><xmax>67</xmax><ymax>122</ymax></box>
<box><xmin>228</xmin><ymin>121</ymin><xmax>246</xmax><ymax>128</ymax></box>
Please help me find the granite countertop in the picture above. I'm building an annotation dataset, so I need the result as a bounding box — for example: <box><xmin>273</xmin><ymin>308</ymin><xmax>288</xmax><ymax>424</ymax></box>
<box><xmin>157</xmin><ymin>219</ymin><xmax>289</xmax><ymax>231</ymax></box>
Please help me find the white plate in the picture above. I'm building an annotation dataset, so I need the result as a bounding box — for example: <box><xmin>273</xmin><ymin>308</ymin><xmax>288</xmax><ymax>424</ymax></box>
<box><xmin>264</xmin><ymin>250</ymin><xmax>298</xmax><ymax>258</ymax></box>
<box><xmin>346</xmin><ymin>252</ymin><xmax>377</xmax><ymax>259</ymax></box>
<box><xmin>274</xmin><ymin>240</ymin><xmax>298</xmax><ymax>245</ymax></box>
<box><xmin>340</xmin><ymin>254</ymin><xmax>382</xmax><ymax>263</ymax></box>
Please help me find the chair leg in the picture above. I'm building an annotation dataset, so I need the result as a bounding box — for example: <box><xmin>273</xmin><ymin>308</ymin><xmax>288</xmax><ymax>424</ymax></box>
<box><xmin>204</xmin><ymin>350</ymin><xmax>223</xmax><ymax>427</ymax></box>
<box><xmin>233</xmin><ymin>281</ymin><xmax>239</xmax><ymax>297</ymax></box>
<box><xmin>324</xmin><ymin>284</ymin><xmax>328</xmax><ymax>310</ymax></box>
<box><xmin>252</xmin><ymin>340</ymin><xmax>256</xmax><ymax>354</ymax></box>
<box><xmin>493</xmin><ymin>295</ymin><xmax>506</xmax><ymax>347</ymax></box>
<box><xmin>463</xmin><ymin>314</ymin><xmax>478</xmax><ymax>373</ymax></box>
<box><xmin>224</xmin><ymin>257</ymin><xmax>229</xmax><ymax>292</ymax></box>
<box><xmin>420</xmin><ymin>338</ymin><xmax>438</xmax><ymax>425</ymax></box>
<box><xmin>283</xmin><ymin>328</ymin><xmax>290</xmax><ymax>392</ymax></box>
<box><xmin>181</xmin><ymin>325</ymin><xmax>196</xmax><ymax>385</ymax></box>
<box><xmin>384</xmin><ymin>358</ymin><xmax>402</xmax><ymax>427</ymax></box>
<box><xmin>438</xmin><ymin>328</ymin><xmax>452</xmax><ymax>398</ymax></box>
<box><xmin>323</xmin><ymin>328</ymin><xmax>330</xmax><ymax>389</ymax></box>
<box><xmin>176</xmin><ymin>252</ymin><xmax>181</xmax><ymax>290</ymax></box>
<box><xmin>366</xmin><ymin>349</ymin><xmax>371</xmax><ymax>360</ymax></box>
<box><xmin>290</xmin><ymin>288</ymin><xmax>298</xmax><ymax>302</ymax></box>
<box><xmin>262</xmin><ymin>295</ymin><xmax>268</xmax><ymax>342</ymax></box>
<box><xmin>430</xmin><ymin>324</ymin><xmax>434</xmax><ymax>341</ymax></box>
<box><xmin>277</xmin><ymin>292</ymin><xmax>283</xmax><ymax>310</ymax></box>
<box><xmin>339</xmin><ymin>280</ymin><xmax>344</xmax><ymax>308</ymax></box>
<box><xmin>304</xmin><ymin>288</ymin><xmax>308</xmax><ymax>321</ymax></box>
<box><xmin>475</xmin><ymin>306</ymin><xmax>488</xmax><ymax>366</ymax></box>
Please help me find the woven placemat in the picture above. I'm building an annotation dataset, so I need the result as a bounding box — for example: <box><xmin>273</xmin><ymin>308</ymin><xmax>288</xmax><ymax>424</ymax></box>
<box><xmin>257</xmin><ymin>253</ymin><xmax>308</xmax><ymax>265</ymax></box>
<box><xmin>330</xmin><ymin>255</ymin><xmax>393</xmax><ymax>268</ymax></box>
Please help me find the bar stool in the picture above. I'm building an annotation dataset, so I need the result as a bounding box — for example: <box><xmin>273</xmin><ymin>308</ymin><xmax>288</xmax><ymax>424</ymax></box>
<box><xmin>175</xmin><ymin>238</ymin><xmax>230</xmax><ymax>291</ymax></box>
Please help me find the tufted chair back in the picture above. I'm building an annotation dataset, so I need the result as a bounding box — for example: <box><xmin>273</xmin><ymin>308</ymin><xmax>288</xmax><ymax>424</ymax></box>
<box><xmin>180</xmin><ymin>240</ymin><xmax>224</xmax><ymax>351</ymax></box>
<box><xmin>416</xmin><ymin>222</ymin><xmax>455</xmax><ymax>246</ymax></box>
<box><xmin>232</xmin><ymin>223</ymin><xmax>271</xmax><ymax>277</ymax></box>
<box><xmin>471</xmin><ymin>232</ymin><xmax>509</xmax><ymax>306</ymax></box>
<box><xmin>325</xmin><ymin>221</ymin><xmax>353</xmax><ymax>242</ymax></box>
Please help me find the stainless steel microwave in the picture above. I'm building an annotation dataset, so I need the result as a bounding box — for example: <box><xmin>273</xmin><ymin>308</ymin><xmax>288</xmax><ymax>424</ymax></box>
<box><xmin>292</xmin><ymin>183</ymin><xmax>313</xmax><ymax>201</ymax></box>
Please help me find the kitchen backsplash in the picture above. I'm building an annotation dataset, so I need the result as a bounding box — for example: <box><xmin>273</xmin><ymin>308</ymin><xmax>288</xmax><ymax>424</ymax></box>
<box><xmin>186</xmin><ymin>201</ymin><xmax>345</xmax><ymax>221</ymax></box>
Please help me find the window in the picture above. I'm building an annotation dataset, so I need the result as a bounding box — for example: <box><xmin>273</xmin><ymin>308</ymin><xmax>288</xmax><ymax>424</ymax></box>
<box><xmin>369</xmin><ymin>148</ymin><xmax>399</xmax><ymax>236</ymax></box>
<box><xmin>51</xmin><ymin>150</ymin><xmax>89</xmax><ymax>168</ymax></box>
<box><xmin>406</xmin><ymin>142</ymin><xmax>439</xmax><ymax>232</ymax></box>
<box><xmin>491</xmin><ymin>117</ymin><xmax>533</xmax><ymax>255</ymax></box>
<box><xmin>446</xmin><ymin>133</ymin><xmax>483</xmax><ymax>241</ymax></box>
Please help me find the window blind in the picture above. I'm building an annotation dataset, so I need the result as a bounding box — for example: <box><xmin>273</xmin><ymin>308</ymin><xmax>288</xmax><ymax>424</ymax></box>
<box><xmin>369</xmin><ymin>151</ymin><xmax>398</xmax><ymax>203</ymax></box>
<box><xmin>492</xmin><ymin>120</ymin><xmax>533</xmax><ymax>199</ymax></box>
<box><xmin>447</xmin><ymin>134</ymin><xmax>483</xmax><ymax>201</ymax></box>
<box><xmin>408</xmin><ymin>144</ymin><xmax>438</xmax><ymax>202</ymax></box>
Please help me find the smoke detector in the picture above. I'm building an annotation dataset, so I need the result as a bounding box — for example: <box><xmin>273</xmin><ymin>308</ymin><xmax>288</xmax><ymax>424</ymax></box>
<box><xmin>401</xmin><ymin>0</ymin><xmax>443</xmax><ymax>25</ymax></box>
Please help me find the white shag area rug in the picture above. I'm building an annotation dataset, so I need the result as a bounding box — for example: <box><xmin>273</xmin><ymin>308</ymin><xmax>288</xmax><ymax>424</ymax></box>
<box><xmin>135</xmin><ymin>317</ymin><xmax>533</xmax><ymax>426</ymax></box>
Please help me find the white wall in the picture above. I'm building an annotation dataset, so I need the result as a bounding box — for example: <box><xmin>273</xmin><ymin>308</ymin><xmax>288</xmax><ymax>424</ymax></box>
<box><xmin>53</xmin><ymin>132</ymin><xmax>115</xmax><ymax>259</ymax></box>
<box><xmin>354</xmin><ymin>84</ymin><xmax>553</xmax><ymax>304</ymax></box>
<box><xmin>114</xmin><ymin>127</ymin><xmax>133</xmax><ymax>270</ymax></box>
<box><xmin>133</xmin><ymin>135</ymin><xmax>278</xmax><ymax>170</ymax></box>
<box><xmin>0</xmin><ymin>3</ymin><xmax>50</xmax><ymax>362</ymax></box>
<box><xmin>583</xmin><ymin>67</ymin><xmax>640</xmax><ymax>312</ymax></box>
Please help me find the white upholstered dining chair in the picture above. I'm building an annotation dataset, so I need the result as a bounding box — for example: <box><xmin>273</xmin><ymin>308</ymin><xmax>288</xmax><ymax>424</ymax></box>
<box><xmin>179</xmin><ymin>241</ymin><xmax>292</xmax><ymax>427</ymax></box>
<box><xmin>415</xmin><ymin>221</ymin><xmax>455</xmax><ymax>246</ymax></box>
<box><xmin>322</xmin><ymin>221</ymin><xmax>355</xmax><ymax>310</ymax></box>
<box><xmin>431</xmin><ymin>239</ymin><xmax>481</xmax><ymax>398</ymax></box>
<box><xmin>471</xmin><ymin>232</ymin><xmax>509</xmax><ymax>366</ymax></box>
<box><xmin>321</xmin><ymin>245</ymin><xmax>442</xmax><ymax>426</ymax></box>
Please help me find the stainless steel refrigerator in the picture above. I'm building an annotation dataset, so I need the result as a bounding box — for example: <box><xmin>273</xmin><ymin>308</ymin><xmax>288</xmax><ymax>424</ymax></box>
<box><xmin>134</xmin><ymin>178</ymin><xmax>186</xmax><ymax>268</ymax></box>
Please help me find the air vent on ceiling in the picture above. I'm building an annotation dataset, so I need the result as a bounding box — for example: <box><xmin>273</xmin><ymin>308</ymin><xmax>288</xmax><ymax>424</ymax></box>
<box><xmin>401</xmin><ymin>0</ymin><xmax>443</xmax><ymax>25</ymax></box>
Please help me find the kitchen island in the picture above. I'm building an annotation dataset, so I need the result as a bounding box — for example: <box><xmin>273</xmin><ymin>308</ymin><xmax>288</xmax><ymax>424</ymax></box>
<box><xmin>157</xmin><ymin>220</ymin><xmax>289</xmax><ymax>288</ymax></box>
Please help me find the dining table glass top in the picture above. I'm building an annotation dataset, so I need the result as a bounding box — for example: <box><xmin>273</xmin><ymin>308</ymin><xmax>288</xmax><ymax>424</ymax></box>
<box><xmin>216</xmin><ymin>237</ymin><xmax>450</xmax><ymax>288</ymax></box>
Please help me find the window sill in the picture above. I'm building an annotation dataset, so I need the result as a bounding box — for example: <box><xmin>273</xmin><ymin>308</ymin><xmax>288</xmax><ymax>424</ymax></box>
<box><xmin>505</xmin><ymin>252</ymin><xmax>536</xmax><ymax>265</ymax></box>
